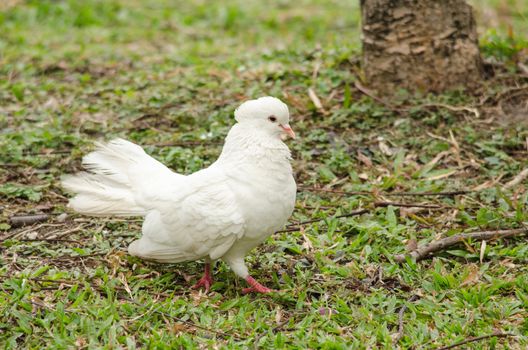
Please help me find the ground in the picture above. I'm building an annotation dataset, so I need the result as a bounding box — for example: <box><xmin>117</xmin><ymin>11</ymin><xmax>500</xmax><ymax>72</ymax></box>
<box><xmin>1</xmin><ymin>0</ymin><xmax>528</xmax><ymax>349</ymax></box>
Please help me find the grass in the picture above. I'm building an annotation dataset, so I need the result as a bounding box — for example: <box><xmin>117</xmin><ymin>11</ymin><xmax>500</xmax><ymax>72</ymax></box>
<box><xmin>1</xmin><ymin>0</ymin><xmax>528</xmax><ymax>348</ymax></box>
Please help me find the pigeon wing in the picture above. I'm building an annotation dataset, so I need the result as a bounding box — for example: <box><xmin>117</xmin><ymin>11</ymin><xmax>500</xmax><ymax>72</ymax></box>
<box><xmin>129</xmin><ymin>168</ymin><xmax>245</xmax><ymax>262</ymax></box>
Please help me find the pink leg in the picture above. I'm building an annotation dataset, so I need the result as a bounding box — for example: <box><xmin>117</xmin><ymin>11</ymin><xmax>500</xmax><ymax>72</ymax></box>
<box><xmin>192</xmin><ymin>262</ymin><xmax>213</xmax><ymax>292</ymax></box>
<box><xmin>242</xmin><ymin>276</ymin><xmax>274</xmax><ymax>294</ymax></box>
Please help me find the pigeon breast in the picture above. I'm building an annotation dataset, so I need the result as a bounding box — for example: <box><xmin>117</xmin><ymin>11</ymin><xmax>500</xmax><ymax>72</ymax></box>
<box><xmin>215</xmin><ymin>123</ymin><xmax>297</xmax><ymax>241</ymax></box>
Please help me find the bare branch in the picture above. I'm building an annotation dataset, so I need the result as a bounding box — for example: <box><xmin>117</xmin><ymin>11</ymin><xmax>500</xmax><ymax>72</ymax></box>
<box><xmin>504</xmin><ymin>168</ymin><xmax>528</xmax><ymax>189</ymax></box>
<box><xmin>435</xmin><ymin>332</ymin><xmax>516</xmax><ymax>350</ymax></box>
<box><xmin>392</xmin><ymin>295</ymin><xmax>419</xmax><ymax>343</ymax></box>
<box><xmin>9</xmin><ymin>214</ymin><xmax>49</xmax><ymax>228</ymax></box>
<box><xmin>374</xmin><ymin>202</ymin><xmax>443</xmax><ymax>209</ymax></box>
<box><xmin>394</xmin><ymin>228</ymin><xmax>528</xmax><ymax>263</ymax></box>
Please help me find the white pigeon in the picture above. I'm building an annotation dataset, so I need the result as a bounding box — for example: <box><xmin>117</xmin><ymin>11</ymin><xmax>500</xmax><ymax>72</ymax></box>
<box><xmin>62</xmin><ymin>96</ymin><xmax>297</xmax><ymax>293</ymax></box>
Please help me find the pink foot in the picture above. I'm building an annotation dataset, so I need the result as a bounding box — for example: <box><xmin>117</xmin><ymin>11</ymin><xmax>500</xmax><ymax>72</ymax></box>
<box><xmin>192</xmin><ymin>263</ymin><xmax>213</xmax><ymax>292</ymax></box>
<box><xmin>242</xmin><ymin>276</ymin><xmax>275</xmax><ymax>294</ymax></box>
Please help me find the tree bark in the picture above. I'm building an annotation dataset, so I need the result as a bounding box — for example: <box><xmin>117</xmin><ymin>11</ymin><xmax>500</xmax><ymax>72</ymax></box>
<box><xmin>360</xmin><ymin>0</ymin><xmax>484</xmax><ymax>94</ymax></box>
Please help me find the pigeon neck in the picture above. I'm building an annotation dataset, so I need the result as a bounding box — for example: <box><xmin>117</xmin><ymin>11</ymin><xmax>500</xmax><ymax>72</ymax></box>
<box><xmin>217</xmin><ymin>123</ymin><xmax>291</xmax><ymax>163</ymax></box>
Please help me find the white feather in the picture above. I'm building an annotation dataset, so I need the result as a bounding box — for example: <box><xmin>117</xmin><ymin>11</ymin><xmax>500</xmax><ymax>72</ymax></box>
<box><xmin>62</xmin><ymin>138</ymin><xmax>179</xmax><ymax>216</ymax></box>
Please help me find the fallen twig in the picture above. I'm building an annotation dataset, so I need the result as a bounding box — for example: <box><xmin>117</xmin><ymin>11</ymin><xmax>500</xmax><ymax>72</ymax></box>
<box><xmin>45</xmin><ymin>224</ymin><xmax>86</xmax><ymax>239</ymax></box>
<box><xmin>299</xmin><ymin>187</ymin><xmax>471</xmax><ymax>197</ymax></box>
<box><xmin>479</xmin><ymin>84</ymin><xmax>528</xmax><ymax>106</ymax></box>
<box><xmin>0</xmin><ymin>223</ymin><xmax>87</xmax><ymax>242</ymax></box>
<box><xmin>0</xmin><ymin>223</ymin><xmax>53</xmax><ymax>242</ymax></box>
<box><xmin>416</xmin><ymin>103</ymin><xmax>480</xmax><ymax>119</ymax></box>
<box><xmin>435</xmin><ymin>332</ymin><xmax>516</xmax><ymax>350</ymax></box>
<box><xmin>147</xmin><ymin>140</ymin><xmax>223</xmax><ymax>147</ymax></box>
<box><xmin>22</xmin><ymin>150</ymin><xmax>72</xmax><ymax>156</ymax></box>
<box><xmin>9</xmin><ymin>214</ymin><xmax>49</xmax><ymax>228</ymax></box>
<box><xmin>394</xmin><ymin>228</ymin><xmax>528</xmax><ymax>262</ymax></box>
<box><xmin>374</xmin><ymin>202</ymin><xmax>443</xmax><ymax>209</ymax></box>
<box><xmin>278</xmin><ymin>209</ymin><xmax>369</xmax><ymax>233</ymax></box>
<box><xmin>19</xmin><ymin>238</ymin><xmax>82</xmax><ymax>243</ymax></box>
<box><xmin>392</xmin><ymin>295</ymin><xmax>419</xmax><ymax>343</ymax></box>
<box><xmin>298</xmin><ymin>187</ymin><xmax>370</xmax><ymax>196</ymax></box>
<box><xmin>385</xmin><ymin>191</ymin><xmax>471</xmax><ymax>197</ymax></box>
<box><xmin>504</xmin><ymin>168</ymin><xmax>528</xmax><ymax>189</ymax></box>
<box><xmin>308</xmin><ymin>88</ymin><xmax>328</xmax><ymax>115</ymax></box>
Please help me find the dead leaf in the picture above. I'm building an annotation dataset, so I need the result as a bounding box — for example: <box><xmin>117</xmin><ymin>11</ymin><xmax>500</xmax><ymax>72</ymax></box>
<box><xmin>106</xmin><ymin>251</ymin><xmax>127</xmax><ymax>277</ymax></box>
<box><xmin>449</xmin><ymin>130</ymin><xmax>463</xmax><ymax>167</ymax></box>
<box><xmin>500</xmin><ymin>259</ymin><xmax>517</xmax><ymax>269</ymax></box>
<box><xmin>421</xmin><ymin>151</ymin><xmax>450</xmax><ymax>172</ymax></box>
<box><xmin>275</xmin><ymin>307</ymin><xmax>283</xmax><ymax>324</ymax></box>
<box><xmin>43</xmin><ymin>97</ymin><xmax>60</xmax><ymax>110</ymax></box>
<box><xmin>190</xmin><ymin>290</ymin><xmax>208</xmax><ymax>305</ymax></box>
<box><xmin>26</xmin><ymin>231</ymin><xmax>38</xmax><ymax>240</ymax></box>
<box><xmin>118</xmin><ymin>272</ymin><xmax>133</xmax><ymax>299</ymax></box>
<box><xmin>426</xmin><ymin>169</ymin><xmax>457</xmax><ymax>181</ymax></box>
<box><xmin>318</xmin><ymin>307</ymin><xmax>338</xmax><ymax>316</ymax></box>
<box><xmin>519</xmin><ymin>62</ymin><xmax>528</xmax><ymax>75</ymax></box>
<box><xmin>171</xmin><ymin>323</ymin><xmax>188</xmax><ymax>334</ymax></box>
<box><xmin>56</xmin><ymin>213</ymin><xmax>68</xmax><ymax>223</ymax></box>
<box><xmin>479</xmin><ymin>240</ymin><xmax>486</xmax><ymax>263</ymax></box>
<box><xmin>312</xmin><ymin>61</ymin><xmax>321</xmax><ymax>81</ymax></box>
<box><xmin>378</xmin><ymin>140</ymin><xmax>393</xmax><ymax>156</ymax></box>
<box><xmin>460</xmin><ymin>265</ymin><xmax>479</xmax><ymax>287</ymax></box>
<box><xmin>181</xmin><ymin>272</ymin><xmax>192</xmax><ymax>283</ymax></box>
<box><xmin>301</xmin><ymin>228</ymin><xmax>313</xmax><ymax>252</ymax></box>
<box><xmin>399</xmin><ymin>207</ymin><xmax>425</xmax><ymax>219</ymax></box>
<box><xmin>472</xmin><ymin>174</ymin><xmax>504</xmax><ymax>191</ymax></box>
<box><xmin>405</xmin><ymin>239</ymin><xmax>418</xmax><ymax>252</ymax></box>
<box><xmin>357</xmin><ymin>151</ymin><xmax>373</xmax><ymax>167</ymax></box>
<box><xmin>504</xmin><ymin>168</ymin><xmax>528</xmax><ymax>189</ymax></box>
<box><xmin>308</xmin><ymin>88</ymin><xmax>325</xmax><ymax>113</ymax></box>
<box><xmin>75</xmin><ymin>337</ymin><xmax>88</xmax><ymax>348</ymax></box>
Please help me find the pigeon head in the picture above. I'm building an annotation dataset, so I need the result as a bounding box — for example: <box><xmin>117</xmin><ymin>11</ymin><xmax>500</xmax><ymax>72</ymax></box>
<box><xmin>234</xmin><ymin>96</ymin><xmax>295</xmax><ymax>139</ymax></box>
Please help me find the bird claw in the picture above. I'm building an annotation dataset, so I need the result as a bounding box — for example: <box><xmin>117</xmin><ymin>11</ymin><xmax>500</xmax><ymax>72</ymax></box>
<box><xmin>192</xmin><ymin>263</ymin><xmax>213</xmax><ymax>292</ymax></box>
<box><xmin>192</xmin><ymin>275</ymin><xmax>213</xmax><ymax>292</ymax></box>
<box><xmin>242</xmin><ymin>285</ymin><xmax>274</xmax><ymax>294</ymax></box>
<box><xmin>242</xmin><ymin>276</ymin><xmax>275</xmax><ymax>294</ymax></box>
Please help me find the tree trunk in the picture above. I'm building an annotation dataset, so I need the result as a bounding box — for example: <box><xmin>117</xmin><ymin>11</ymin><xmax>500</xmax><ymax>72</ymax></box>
<box><xmin>360</xmin><ymin>0</ymin><xmax>484</xmax><ymax>94</ymax></box>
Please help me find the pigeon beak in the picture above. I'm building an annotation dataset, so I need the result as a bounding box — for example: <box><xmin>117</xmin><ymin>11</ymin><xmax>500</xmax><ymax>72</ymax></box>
<box><xmin>280</xmin><ymin>124</ymin><xmax>296</xmax><ymax>139</ymax></box>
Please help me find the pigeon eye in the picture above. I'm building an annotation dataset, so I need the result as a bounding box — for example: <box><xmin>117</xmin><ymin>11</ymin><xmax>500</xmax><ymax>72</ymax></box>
<box><xmin>268</xmin><ymin>116</ymin><xmax>277</xmax><ymax>123</ymax></box>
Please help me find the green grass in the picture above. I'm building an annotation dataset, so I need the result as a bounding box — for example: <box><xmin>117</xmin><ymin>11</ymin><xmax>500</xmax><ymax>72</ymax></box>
<box><xmin>1</xmin><ymin>0</ymin><xmax>528</xmax><ymax>348</ymax></box>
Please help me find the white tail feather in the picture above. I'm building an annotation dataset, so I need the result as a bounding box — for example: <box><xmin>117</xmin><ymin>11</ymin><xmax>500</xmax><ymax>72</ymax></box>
<box><xmin>62</xmin><ymin>138</ymin><xmax>176</xmax><ymax>217</ymax></box>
